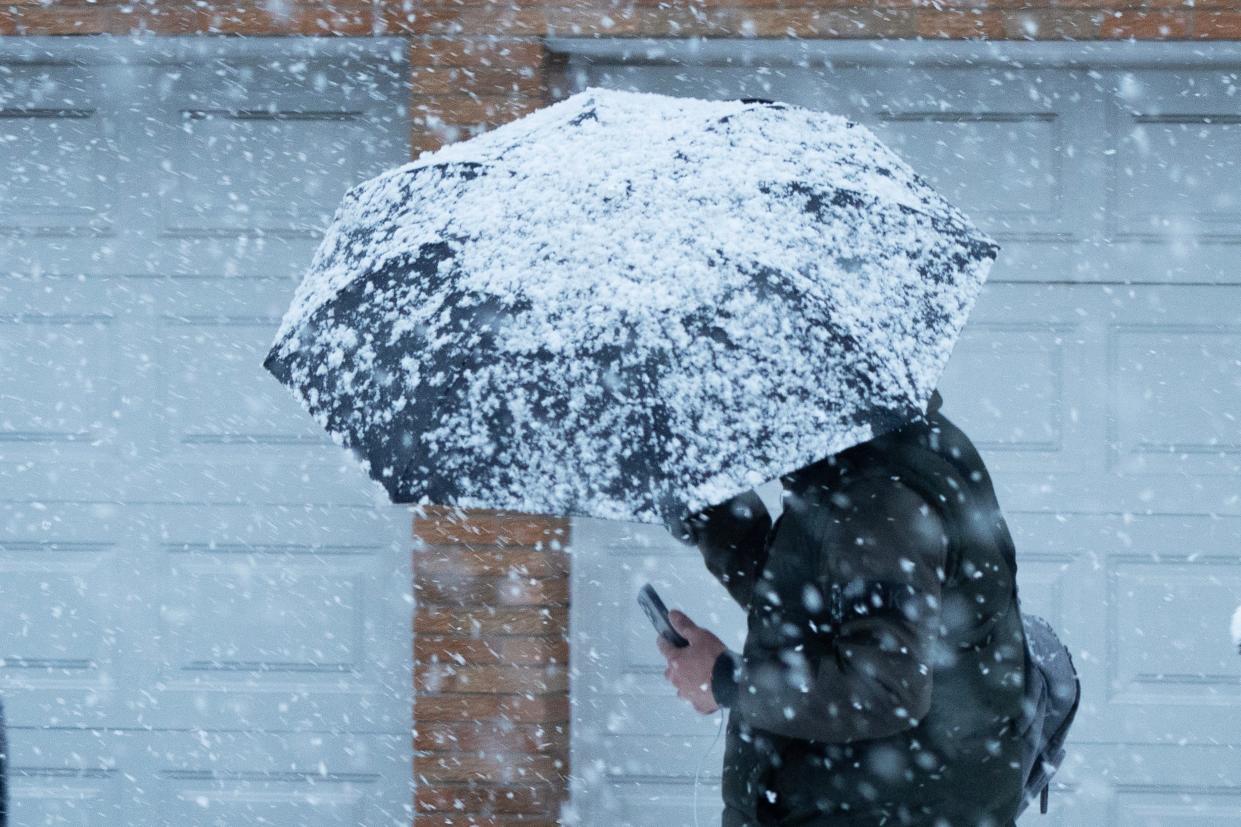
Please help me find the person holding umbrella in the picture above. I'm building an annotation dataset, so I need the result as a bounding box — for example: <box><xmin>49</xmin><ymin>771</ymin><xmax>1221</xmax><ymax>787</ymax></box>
<box><xmin>263</xmin><ymin>87</ymin><xmax>1037</xmax><ymax>825</ymax></box>
<box><xmin>659</xmin><ymin>388</ymin><xmax>1030</xmax><ymax>826</ymax></box>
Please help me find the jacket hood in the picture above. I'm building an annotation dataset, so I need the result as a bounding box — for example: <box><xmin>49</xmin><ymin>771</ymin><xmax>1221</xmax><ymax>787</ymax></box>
<box><xmin>779</xmin><ymin>388</ymin><xmax>943</xmax><ymax>492</ymax></box>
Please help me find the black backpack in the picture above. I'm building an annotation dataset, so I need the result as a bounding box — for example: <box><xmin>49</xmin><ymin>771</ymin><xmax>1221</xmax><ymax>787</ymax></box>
<box><xmin>1015</xmin><ymin>612</ymin><xmax>1081</xmax><ymax>816</ymax></box>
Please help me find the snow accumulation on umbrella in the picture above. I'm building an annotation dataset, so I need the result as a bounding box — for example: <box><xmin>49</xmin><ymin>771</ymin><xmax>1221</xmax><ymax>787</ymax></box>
<box><xmin>265</xmin><ymin>86</ymin><xmax>999</xmax><ymax>524</ymax></box>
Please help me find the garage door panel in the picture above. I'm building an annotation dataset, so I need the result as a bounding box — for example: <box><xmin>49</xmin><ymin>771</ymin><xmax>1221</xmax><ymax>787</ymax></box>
<box><xmin>847</xmin><ymin>68</ymin><xmax>1104</xmax><ymax>246</ymax></box>
<box><xmin>0</xmin><ymin>63</ymin><xmax>122</xmax><ymax>278</ymax></box>
<box><xmin>0</xmin><ymin>540</ymin><xmax>120</xmax><ymax>725</ymax></box>
<box><xmin>138</xmin><ymin>56</ymin><xmax>404</xmax><ymax>279</ymax></box>
<box><xmin>0</xmin><ymin>541</ymin><xmax>116</xmax><ymax>673</ymax></box>
<box><xmin>10</xmin><ymin>767</ymin><xmax>124</xmax><ymax>826</ymax></box>
<box><xmin>142</xmin><ymin>275</ymin><xmax>368</xmax><ymax>500</ymax></box>
<box><xmin>1056</xmin><ymin>743</ymin><xmax>1241</xmax><ymax>825</ymax></box>
<box><xmin>157</xmin><ymin>110</ymin><xmax>372</xmax><ymax>240</ymax></box>
<box><xmin>936</xmin><ymin>284</ymin><xmax>1105</xmax><ymax>480</ymax></box>
<box><xmin>0</xmin><ymin>309</ymin><xmax>120</xmax><ymax>452</ymax></box>
<box><xmin>2</xmin><ymin>38</ymin><xmax>410</xmax><ymax>826</ymax></box>
<box><xmin>0</xmin><ymin>63</ymin><xmax>152</xmax><ymax>278</ymax></box>
<box><xmin>939</xmin><ymin>322</ymin><xmax>1076</xmax><ymax>461</ymax></box>
<box><xmin>1011</xmin><ymin>512</ymin><xmax>1241</xmax><ymax>745</ymax></box>
<box><xmin>1109</xmin><ymin>555</ymin><xmax>1240</xmax><ymax>706</ymax></box>
<box><xmin>6</xmin><ymin>727</ymin><xmax>409</xmax><ymax>826</ymax></box>
<box><xmin>154</xmin><ymin>313</ymin><xmax>331</xmax><ymax>451</ymax></box>
<box><xmin>1115</xmin><ymin>791</ymin><xmax>1241</xmax><ymax>825</ymax></box>
<box><xmin>940</xmin><ymin>284</ymin><xmax>1241</xmax><ymax>514</ymax></box>
<box><xmin>134</xmin><ymin>502</ymin><xmax>407</xmax><ymax>732</ymax></box>
<box><xmin>1108</xmin><ymin>70</ymin><xmax>1241</xmax><ymax>241</ymax></box>
<box><xmin>155</xmin><ymin>778</ymin><xmax>371</xmax><ymax>826</ymax></box>
<box><xmin>0</xmin><ymin>501</ymin><xmax>127</xmax><ymax>727</ymax></box>
<box><xmin>1015</xmin><ymin>552</ymin><xmax>1075</xmax><ymax>632</ymax></box>
<box><xmin>881</xmin><ymin>112</ymin><xmax>1063</xmax><ymax>227</ymax></box>
<box><xmin>0</xmin><ymin>103</ymin><xmax>113</xmax><ymax>236</ymax></box>
<box><xmin>1110</xmin><ymin>325</ymin><xmax>1241</xmax><ymax>477</ymax></box>
<box><xmin>1102</xmin><ymin>69</ymin><xmax>1241</xmax><ymax>283</ymax></box>
<box><xmin>161</xmin><ymin>548</ymin><xmax>365</xmax><ymax>676</ymax></box>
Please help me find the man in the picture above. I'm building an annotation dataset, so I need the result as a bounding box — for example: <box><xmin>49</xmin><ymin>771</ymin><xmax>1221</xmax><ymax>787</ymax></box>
<box><xmin>660</xmin><ymin>389</ymin><xmax>1029</xmax><ymax>826</ymax></box>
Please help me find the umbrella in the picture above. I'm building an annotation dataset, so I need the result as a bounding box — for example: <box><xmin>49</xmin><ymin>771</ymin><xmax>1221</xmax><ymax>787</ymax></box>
<box><xmin>262</xmin><ymin>87</ymin><xmax>999</xmax><ymax>526</ymax></box>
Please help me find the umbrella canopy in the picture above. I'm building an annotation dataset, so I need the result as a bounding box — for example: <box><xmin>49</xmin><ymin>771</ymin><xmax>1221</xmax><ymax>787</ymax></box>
<box><xmin>263</xmin><ymin>87</ymin><xmax>999</xmax><ymax>525</ymax></box>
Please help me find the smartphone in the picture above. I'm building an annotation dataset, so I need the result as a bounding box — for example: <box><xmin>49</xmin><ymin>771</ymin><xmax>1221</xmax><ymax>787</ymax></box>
<box><xmin>638</xmin><ymin>583</ymin><xmax>689</xmax><ymax>648</ymax></box>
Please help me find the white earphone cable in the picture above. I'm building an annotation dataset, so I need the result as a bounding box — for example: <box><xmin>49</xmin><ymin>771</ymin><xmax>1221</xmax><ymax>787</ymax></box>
<box><xmin>693</xmin><ymin>712</ymin><xmax>727</xmax><ymax>827</ymax></box>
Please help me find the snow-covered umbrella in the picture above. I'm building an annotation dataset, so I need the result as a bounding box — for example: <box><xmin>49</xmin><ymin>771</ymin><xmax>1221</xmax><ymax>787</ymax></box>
<box><xmin>262</xmin><ymin>87</ymin><xmax>999</xmax><ymax>526</ymax></box>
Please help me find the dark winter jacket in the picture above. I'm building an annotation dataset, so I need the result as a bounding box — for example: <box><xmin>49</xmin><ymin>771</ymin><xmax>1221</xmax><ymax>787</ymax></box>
<box><xmin>694</xmin><ymin>390</ymin><xmax>1029</xmax><ymax>826</ymax></box>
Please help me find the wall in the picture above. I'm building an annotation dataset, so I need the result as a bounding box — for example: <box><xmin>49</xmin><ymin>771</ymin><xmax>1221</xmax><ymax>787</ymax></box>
<box><xmin>2</xmin><ymin>2</ymin><xmax>1236</xmax><ymax>824</ymax></box>
<box><xmin>412</xmin><ymin>508</ymin><xmax>571</xmax><ymax>827</ymax></box>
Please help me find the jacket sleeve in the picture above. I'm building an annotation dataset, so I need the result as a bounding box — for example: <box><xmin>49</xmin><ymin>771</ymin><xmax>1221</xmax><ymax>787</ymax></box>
<box><xmin>692</xmin><ymin>489</ymin><xmax>774</xmax><ymax>612</ymax></box>
<box><xmin>711</xmin><ymin>473</ymin><xmax>948</xmax><ymax>743</ymax></box>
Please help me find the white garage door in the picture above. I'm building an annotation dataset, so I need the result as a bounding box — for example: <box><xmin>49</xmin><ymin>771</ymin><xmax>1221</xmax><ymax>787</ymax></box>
<box><xmin>563</xmin><ymin>41</ymin><xmax>1241</xmax><ymax>826</ymax></box>
<box><xmin>0</xmin><ymin>37</ymin><xmax>412</xmax><ymax>824</ymax></box>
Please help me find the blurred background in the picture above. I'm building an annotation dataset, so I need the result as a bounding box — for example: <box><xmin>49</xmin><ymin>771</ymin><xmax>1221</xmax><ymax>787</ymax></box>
<box><xmin>1</xmin><ymin>6</ymin><xmax>1239</xmax><ymax>826</ymax></box>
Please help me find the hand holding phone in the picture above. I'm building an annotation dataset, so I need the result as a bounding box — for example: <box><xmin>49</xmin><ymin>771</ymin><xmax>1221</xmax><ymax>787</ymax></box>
<box><xmin>638</xmin><ymin>583</ymin><xmax>689</xmax><ymax>648</ymax></box>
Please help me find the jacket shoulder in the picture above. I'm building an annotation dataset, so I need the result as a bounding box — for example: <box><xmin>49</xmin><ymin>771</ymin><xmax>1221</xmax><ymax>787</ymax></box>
<box><xmin>802</xmin><ymin>470</ymin><xmax>949</xmax><ymax>583</ymax></box>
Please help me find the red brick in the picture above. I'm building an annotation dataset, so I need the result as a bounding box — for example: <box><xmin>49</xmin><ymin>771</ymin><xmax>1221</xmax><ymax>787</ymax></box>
<box><xmin>1098</xmin><ymin>9</ymin><xmax>1191</xmax><ymax>38</ymax></box>
<box><xmin>411</xmin><ymin>128</ymin><xmax>449</xmax><ymax>159</ymax></box>
<box><xmin>712</xmin><ymin>7</ymin><xmax>918</xmax><ymax>37</ymax></box>
<box><xmin>416</xmin><ymin>663</ymin><xmax>568</xmax><ymax>695</ymax></box>
<box><xmin>499</xmin><ymin>636</ymin><xmax>568</xmax><ymax>666</ymax></box>
<box><xmin>1049</xmin><ymin>0</ymin><xmax>1141</xmax><ymax>7</ymax></box>
<box><xmin>414</xmin><ymin>817</ymin><xmax>559</xmax><ymax>827</ymax></box>
<box><xmin>416</xmin><ymin>545</ymin><xmax>571</xmax><ymax>578</ymax></box>
<box><xmin>12</xmin><ymin>4</ymin><xmax>114</xmax><ymax>35</ymax></box>
<box><xmin>388</xmin><ymin>3</ymin><xmax>548</xmax><ymax>36</ymax></box>
<box><xmin>415</xmin><ymin>752</ymin><xmax>566</xmax><ymax>785</ymax></box>
<box><xmin>876</xmin><ymin>0</ymin><xmax>1037</xmax><ymax>7</ymax></box>
<box><xmin>415</xmin><ymin>635</ymin><xmax>504</xmax><ymax>666</ymax></box>
<box><xmin>412</xmin><ymin>66</ymin><xmax>550</xmax><ymax>98</ymax></box>
<box><xmin>1001</xmin><ymin>9</ymin><xmax>1105</xmax><ymax>38</ymax></box>
<box><xmin>1149</xmin><ymin>0</ymin><xmax>1238</xmax><ymax>7</ymax></box>
<box><xmin>124</xmin><ymin>4</ymin><xmax>206</xmax><ymax>35</ymax></box>
<box><xmin>542</xmin><ymin>3</ymin><xmax>649</xmax><ymax>36</ymax></box>
<box><xmin>1193</xmin><ymin>10</ymin><xmax>1241</xmax><ymax>38</ymax></box>
<box><xmin>415</xmin><ymin>720</ymin><xmax>568</xmax><ymax>754</ymax></box>
<box><xmin>416</xmin><ymin>570</ymin><xmax>569</xmax><ymax>607</ymax></box>
<box><xmin>414</xmin><ymin>508</ymin><xmax>569</xmax><ymax>547</ymax></box>
<box><xmin>917</xmin><ymin>9</ymin><xmax>1008</xmax><ymax>38</ymax></box>
<box><xmin>414</xmin><ymin>693</ymin><xmax>569</xmax><ymax>724</ymax></box>
<box><xmin>415</xmin><ymin>782</ymin><xmax>563</xmax><ymax>816</ymax></box>
<box><xmin>415</xmin><ymin>606</ymin><xmax>568</xmax><ymax>637</ymax></box>
<box><xmin>407</xmin><ymin>38</ymin><xmax>547</xmax><ymax>70</ymax></box>
<box><xmin>415</xmin><ymin>633</ymin><xmax>568</xmax><ymax>671</ymax></box>
<box><xmin>198</xmin><ymin>0</ymin><xmax>374</xmax><ymax>35</ymax></box>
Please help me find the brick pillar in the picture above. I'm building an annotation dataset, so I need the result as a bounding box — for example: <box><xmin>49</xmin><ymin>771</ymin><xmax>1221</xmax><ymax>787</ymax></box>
<box><xmin>412</xmin><ymin>507</ymin><xmax>571</xmax><ymax>827</ymax></box>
